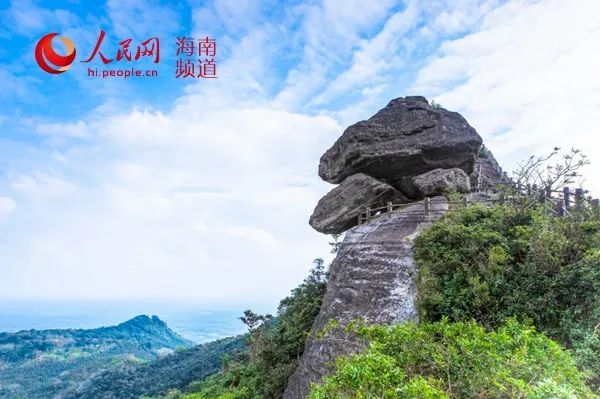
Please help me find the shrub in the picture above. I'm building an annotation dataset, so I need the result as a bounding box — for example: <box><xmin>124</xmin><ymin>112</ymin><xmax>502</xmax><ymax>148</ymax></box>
<box><xmin>414</xmin><ymin>203</ymin><xmax>600</xmax><ymax>390</ymax></box>
<box><xmin>309</xmin><ymin>320</ymin><xmax>596</xmax><ymax>399</ymax></box>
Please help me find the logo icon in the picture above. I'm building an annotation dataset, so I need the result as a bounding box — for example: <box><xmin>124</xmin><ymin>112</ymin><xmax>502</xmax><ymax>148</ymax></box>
<box><xmin>35</xmin><ymin>33</ymin><xmax>76</xmax><ymax>74</ymax></box>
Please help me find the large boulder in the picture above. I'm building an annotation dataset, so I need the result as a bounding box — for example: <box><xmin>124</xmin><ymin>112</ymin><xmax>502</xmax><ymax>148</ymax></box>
<box><xmin>309</xmin><ymin>173</ymin><xmax>407</xmax><ymax>234</ymax></box>
<box><xmin>318</xmin><ymin>96</ymin><xmax>482</xmax><ymax>189</ymax></box>
<box><xmin>411</xmin><ymin>168</ymin><xmax>471</xmax><ymax>196</ymax></box>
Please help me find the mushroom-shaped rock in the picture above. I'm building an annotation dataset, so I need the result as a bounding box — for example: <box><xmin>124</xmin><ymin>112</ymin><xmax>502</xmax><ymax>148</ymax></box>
<box><xmin>318</xmin><ymin>96</ymin><xmax>482</xmax><ymax>188</ymax></box>
<box><xmin>309</xmin><ymin>173</ymin><xmax>407</xmax><ymax>234</ymax></box>
<box><xmin>411</xmin><ymin>168</ymin><xmax>471</xmax><ymax>196</ymax></box>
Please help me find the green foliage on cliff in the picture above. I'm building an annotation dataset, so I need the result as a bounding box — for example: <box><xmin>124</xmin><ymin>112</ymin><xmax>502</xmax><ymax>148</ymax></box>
<box><xmin>152</xmin><ymin>258</ymin><xmax>329</xmax><ymax>399</ymax></box>
<box><xmin>308</xmin><ymin>319</ymin><xmax>596</xmax><ymax>399</ymax></box>
<box><xmin>413</xmin><ymin>202</ymin><xmax>600</xmax><ymax>390</ymax></box>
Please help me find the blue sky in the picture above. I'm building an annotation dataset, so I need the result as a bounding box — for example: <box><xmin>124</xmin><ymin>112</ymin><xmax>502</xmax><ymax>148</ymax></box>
<box><xmin>0</xmin><ymin>0</ymin><xmax>599</xmax><ymax>307</ymax></box>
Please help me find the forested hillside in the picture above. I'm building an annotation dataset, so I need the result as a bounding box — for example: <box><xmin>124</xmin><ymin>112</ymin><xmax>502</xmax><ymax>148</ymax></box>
<box><xmin>0</xmin><ymin>315</ymin><xmax>193</xmax><ymax>398</ymax></box>
<box><xmin>67</xmin><ymin>335</ymin><xmax>245</xmax><ymax>399</ymax></box>
<box><xmin>144</xmin><ymin>257</ymin><xmax>330</xmax><ymax>399</ymax></box>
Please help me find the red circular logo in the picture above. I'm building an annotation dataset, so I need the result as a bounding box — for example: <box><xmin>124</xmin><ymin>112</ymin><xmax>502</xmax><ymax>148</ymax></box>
<box><xmin>34</xmin><ymin>33</ymin><xmax>76</xmax><ymax>74</ymax></box>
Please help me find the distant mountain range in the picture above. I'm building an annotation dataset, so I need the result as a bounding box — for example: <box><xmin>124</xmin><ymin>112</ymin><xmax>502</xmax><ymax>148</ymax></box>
<box><xmin>0</xmin><ymin>315</ymin><xmax>244</xmax><ymax>399</ymax></box>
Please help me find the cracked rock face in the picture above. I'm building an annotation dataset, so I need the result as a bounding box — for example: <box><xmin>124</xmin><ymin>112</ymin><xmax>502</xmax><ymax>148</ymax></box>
<box><xmin>471</xmin><ymin>154</ymin><xmax>505</xmax><ymax>190</ymax></box>
<box><xmin>309</xmin><ymin>173</ymin><xmax>408</xmax><ymax>234</ymax></box>
<box><xmin>283</xmin><ymin>197</ymin><xmax>448</xmax><ymax>399</ymax></box>
<box><xmin>318</xmin><ymin>96</ymin><xmax>482</xmax><ymax>187</ymax></box>
<box><xmin>411</xmin><ymin>167</ymin><xmax>471</xmax><ymax>197</ymax></box>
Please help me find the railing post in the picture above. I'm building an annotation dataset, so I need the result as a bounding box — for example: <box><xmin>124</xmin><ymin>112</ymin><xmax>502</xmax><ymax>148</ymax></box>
<box><xmin>424</xmin><ymin>197</ymin><xmax>430</xmax><ymax>216</ymax></box>
<box><xmin>563</xmin><ymin>187</ymin><xmax>571</xmax><ymax>209</ymax></box>
<box><xmin>545</xmin><ymin>186</ymin><xmax>552</xmax><ymax>200</ymax></box>
<box><xmin>538</xmin><ymin>186</ymin><xmax>545</xmax><ymax>203</ymax></box>
<box><xmin>366</xmin><ymin>206</ymin><xmax>371</xmax><ymax>221</ymax></box>
<box><xmin>556</xmin><ymin>199</ymin><xmax>565</xmax><ymax>217</ymax></box>
<box><xmin>527</xmin><ymin>184</ymin><xmax>531</xmax><ymax>196</ymax></box>
<box><xmin>499</xmin><ymin>192</ymin><xmax>505</xmax><ymax>205</ymax></box>
<box><xmin>357</xmin><ymin>214</ymin><xmax>363</xmax><ymax>225</ymax></box>
<box><xmin>575</xmin><ymin>188</ymin><xmax>584</xmax><ymax>206</ymax></box>
<box><xmin>387</xmin><ymin>201</ymin><xmax>393</xmax><ymax>216</ymax></box>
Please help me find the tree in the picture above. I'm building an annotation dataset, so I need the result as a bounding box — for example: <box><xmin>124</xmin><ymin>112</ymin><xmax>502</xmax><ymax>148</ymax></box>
<box><xmin>239</xmin><ymin>310</ymin><xmax>271</xmax><ymax>332</ymax></box>
<box><xmin>513</xmin><ymin>147</ymin><xmax>590</xmax><ymax>193</ymax></box>
<box><xmin>189</xmin><ymin>259</ymin><xmax>329</xmax><ymax>399</ymax></box>
<box><xmin>328</xmin><ymin>234</ymin><xmax>342</xmax><ymax>255</ymax></box>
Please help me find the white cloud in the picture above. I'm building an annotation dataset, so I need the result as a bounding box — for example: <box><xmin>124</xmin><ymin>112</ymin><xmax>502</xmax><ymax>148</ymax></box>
<box><xmin>273</xmin><ymin>0</ymin><xmax>400</xmax><ymax>110</ymax></box>
<box><xmin>0</xmin><ymin>95</ymin><xmax>340</xmax><ymax>303</ymax></box>
<box><xmin>0</xmin><ymin>0</ymin><xmax>79</xmax><ymax>37</ymax></box>
<box><xmin>430</xmin><ymin>0</ymin><xmax>501</xmax><ymax>35</ymax></box>
<box><xmin>34</xmin><ymin>120</ymin><xmax>89</xmax><ymax>138</ymax></box>
<box><xmin>309</xmin><ymin>1</ymin><xmax>420</xmax><ymax>106</ymax></box>
<box><xmin>106</xmin><ymin>0</ymin><xmax>178</xmax><ymax>39</ymax></box>
<box><xmin>0</xmin><ymin>9</ymin><xmax>348</xmax><ymax>302</ymax></box>
<box><xmin>226</xmin><ymin>225</ymin><xmax>280</xmax><ymax>250</ymax></box>
<box><xmin>3</xmin><ymin>0</ymin><xmax>599</xmax><ymax>307</ymax></box>
<box><xmin>0</xmin><ymin>197</ymin><xmax>16</xmax><ymax>220</ymax></box>
<box><xmin>305</xmin><ymin>0</ymin><xmax>506</xmax><ymax>125</ymax></box>
<box><xmin>412</xmin><ymin>0</ymin><xmax>600</xmax><ymax>194</ymax></box>
<box><xmin>10</xmin><ymin>173</ymin><xmax>76</xmax><ymax>198</ymax></box>
<box><xmin>0</xmin><ymin>67</ymin><xmax>42</xmax><ymax>102</ymax></box>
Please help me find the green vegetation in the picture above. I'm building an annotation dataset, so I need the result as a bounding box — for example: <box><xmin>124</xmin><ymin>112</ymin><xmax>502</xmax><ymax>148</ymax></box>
<box><xmin>69</xmin><ymin>335</ymin><xmax>245</xmax><ymax>399</ymax></box>
<box><xmin>0</xmin><ymin>315</ymin><xmax>193</xmax><ymax>398</ymax></box>
<box><xmin>150</xmin><ymin>258</ymin><xmax>329</xmax><ymax>399</ymax></box>
<box><xmin>309</xmin><ymin>319</ymin><xmax>596</xmax><ymax>399</ymax></box>
<box><xmin>413</xmin><ymin>202</ymin><xmax>600</xmax><ymax>390</ymax></box>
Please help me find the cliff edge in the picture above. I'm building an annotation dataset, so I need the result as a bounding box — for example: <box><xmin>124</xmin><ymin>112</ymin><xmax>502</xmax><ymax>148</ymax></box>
<box><xmin>284</xmin><ymin>198</ymin><xmax>448</xmax><ymax>399</ymax></box>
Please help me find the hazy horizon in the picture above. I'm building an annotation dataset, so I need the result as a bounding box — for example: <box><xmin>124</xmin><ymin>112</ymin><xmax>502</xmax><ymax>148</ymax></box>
<box><xmin>0</xmin><ymin>299</ymin><xmax>275</xmax><ymax>343</ymax></box>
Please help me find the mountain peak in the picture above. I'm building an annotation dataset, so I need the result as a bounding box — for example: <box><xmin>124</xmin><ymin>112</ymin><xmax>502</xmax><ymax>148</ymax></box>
<box><xmin>117</xmin><ymin>315</ymin><xmax>168</xmax><ymax>330</ymax></box>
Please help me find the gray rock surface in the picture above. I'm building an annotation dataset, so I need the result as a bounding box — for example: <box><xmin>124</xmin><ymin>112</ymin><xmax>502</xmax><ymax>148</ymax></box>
<box><xmin>283</xmin><ymin>197</ymin><xmax>448</xmax><ymax>399</ymax></box>
<box><xmin>309</xmin><ymin>173</ymin><xmax>408</xmax><ymax>234</ymax></box>
<box><xmin>411</xmin><ymin>168</ymin><xmax>471</xmax><ymax>196</ymax></box>
<box><xmin>318</xmin><ymin>96</ymin><xmax>482</xmax><ymax>187</ymax></box>
<box><xmin>471</xmin><ymin>154</ymin><xmax>505</xmax><ymax>191</ymax></box>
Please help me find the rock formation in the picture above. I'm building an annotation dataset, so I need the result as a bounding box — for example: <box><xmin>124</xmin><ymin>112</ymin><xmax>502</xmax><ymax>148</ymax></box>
<box><xmin>471</xmin><ymin>149</ymin><xmax>506</xmax><ymax>191</ymax></box>
<box><xmin>285</xmin><ymin>96</ymin><xmax>502</xmax><ymax>398</ymax></box>
<box><xmin>308</xmin><ymin>173</ymin><xmax>407</xmax><ymax>234</ymax></box>
<box><xmin>318</xmin><ymin>96</ymin><xmax>482</xmax><ymax>186</ymax></box>
<box><xmin>284</xmin><ymin>198</ymin><xmax>448</xmax><ymax>399</ymax></box>
<box><xmin>310</xmin><ymin>96</ymin><xmax>483</xmax><ymax>234</ymax></box>
<box><xmin>411</xmin><ymin>167</ymin><xmax>471</xmax><ymax>197</ymax></box>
